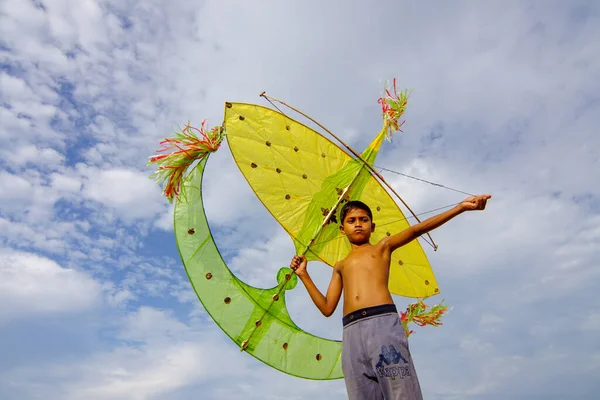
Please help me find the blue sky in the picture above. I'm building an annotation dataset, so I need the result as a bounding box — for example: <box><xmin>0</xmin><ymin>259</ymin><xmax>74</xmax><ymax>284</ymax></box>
<box><xmin>1</xmin><ymin>0</ymin><xmax>599</xmax><ymax>399</ymax></box>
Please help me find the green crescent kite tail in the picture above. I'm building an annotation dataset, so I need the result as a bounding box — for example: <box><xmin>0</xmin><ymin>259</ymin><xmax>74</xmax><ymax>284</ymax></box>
<box><xmin>174</xmin><ymin>157</ymin><xmax>343</xmax><ymax>379</ymax></box>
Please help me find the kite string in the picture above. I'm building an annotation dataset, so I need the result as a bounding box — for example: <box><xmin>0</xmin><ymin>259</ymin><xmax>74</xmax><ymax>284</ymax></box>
<box><xmin>262</xmin><ymin>93</ymin><xmax>474</xmax><ymax>199</ymax></box>
<box><xmin>260</xmin><ymin>92</ymin><xmax>438</xmax><ymax>249</ymax></box>
<box><xmin>262</xmin><ymin>94</ymin><xmax>287</xmax><ymax>115</ymax></box>
<box><xmin>375</xmin><ymin>166</ymin><xmax>474</xmax><ymax>197</ymax></box>
<box><xmin>261</xmin><ymin>93</ymin><xmax>478</xmax><ymax>251</ymax></box>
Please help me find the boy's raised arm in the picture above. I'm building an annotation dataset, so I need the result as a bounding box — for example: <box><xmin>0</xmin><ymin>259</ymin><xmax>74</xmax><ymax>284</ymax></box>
<box><xmin>382</xmin><ymin>194</ymin><xmax>491</xmax><ymax>252</ymax></box>
<box><xmin>291</xmin><ymin>256</ymin><xmax>343</xmax><ymax>317</ymax></box>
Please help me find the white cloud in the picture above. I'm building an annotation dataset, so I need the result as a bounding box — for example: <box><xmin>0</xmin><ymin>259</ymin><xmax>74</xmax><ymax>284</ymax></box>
<box><xmin>0</xmin><ymin>69</ymin><xmax>63</xmax><ymax>146</ymax></box>
<box><xmin>64</xmin><ymin>343</ymin><xmax>207</xmax><ymax>400</ymax></box>
<box><xmin>0</xmin><ymin>170</ymin><xmax>65</xmax><ymax>223</ymax></box>
<box><xmin>478</xmin><ymin>313</ymin><xmax>505</xmax><ymax>334</ymax></box>
<box><xmin>1</xmin><ymin>306</ymin><xmax>348</xmax><ymax>400</ymax></box>
<box><xmin>0</xmin><ymin>171</ymin><xmax>33</xmax><ymax>201</ymax></box>
<box><xmin>50</xmin><ymin>171</ymin><xmax>82</xmax><ymax>193</ymax></box>
<box><xmin>49</xmin><ymin>308</ymin><xmax>216</xmax><ymax>400</ymax></box>
<box><xmin>1</xmin><ymin>145</ymin><xmax>65</xmax><ymax>169</ymax></box>
<box><xmin>0</xmin><ymin>307</ymin><xmax>207</xmax><ymax>400</ymax></box>
<box><xmin>117</xmin><ymin>307</ymin><xmax>191</xmax><ymax>344</ymax></box>
<box><xmin>582</xmin><ymin>312</ymin><xmax>600</xmax><ymax>332</ymax></box>
<box><xmin>81</xmin><ymin>167</ymin><xmax>166</xmax><ymax>220</ymax></box>
<box><xmin>0</xmin><ymin>250</ymin><xmax>102</xmax><ymax>320</ymax></box>
<box><xmin>227</xmin><ymin>228</ymin><xmax>295</xmax><ymax>287</ymax></box>
<box><xmin>105</xmin><ymin>289</ymin><xmax>135</xmax><ymax>307</ymax></box>
<box><xmin>0</xmin><ymin>72</ymin><xmax>31</xmax><ymax>98</ymax></box>
<box><xmin>153</xmin><ymin>203</ymin><xmax>173</xmax><ymax>231</ymax></box>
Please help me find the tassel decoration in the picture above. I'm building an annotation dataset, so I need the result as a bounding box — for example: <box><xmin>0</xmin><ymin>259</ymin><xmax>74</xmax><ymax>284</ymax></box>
<box><xmin>148</xmin><ymin>120</ymin><xmax>224</xmax><ymax>202</ymax></box>
<box><xmin>400</xmin><ymin>300</ymin><xmax>449</xmax><ymax>337</ymax></box>
<box><xmin>378</xmin><ymin>78</ymin><xmax>411</xmax><ymax>141</ymax></box>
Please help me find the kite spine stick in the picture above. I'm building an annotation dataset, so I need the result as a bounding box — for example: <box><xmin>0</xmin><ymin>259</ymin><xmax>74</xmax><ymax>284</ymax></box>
<box><xmin>240</xmin><ymin>186</ymin><xmax>351</xmax><ymax>351</ymax></box>
<box><xmin>260</xmin><ymin>93</ymin><xmax>438</xmax><ymax>250</ymax></box>
<box><xmin>300</xmin><ymin>185</ymin><xmax>351</xmax><ymax>257</ymax></box>
<box><xmin>240</xmin><ymin>184</ymin><xmax>358</xmax><ymax>351</ymax></box>
<box><xmin>238</xmin><ymin>265</ymin><xmax>295</xmax><ymax>352</ymax></box>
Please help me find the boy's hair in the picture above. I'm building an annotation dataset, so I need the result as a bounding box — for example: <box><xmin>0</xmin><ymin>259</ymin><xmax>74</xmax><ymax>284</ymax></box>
<box><xmin>339</xmin><ymin>200</ymin><xmax>373</xmax><ymax>224</ymax></box>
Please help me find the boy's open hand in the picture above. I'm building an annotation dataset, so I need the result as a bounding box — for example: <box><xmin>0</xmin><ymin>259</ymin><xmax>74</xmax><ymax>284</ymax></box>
<box><xmin>460</xmin><ymin>194</ymin><xmax>492</xmax><ymax>211</ymax></box>
<box><xmin>290</xmin><ymin>255</ymin><xmax>308</xmax><ymax>277</ymax></box>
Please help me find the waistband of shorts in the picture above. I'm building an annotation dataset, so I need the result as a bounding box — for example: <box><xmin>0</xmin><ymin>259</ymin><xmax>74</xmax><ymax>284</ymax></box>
<box><xmin>342</xmin><ymin>304</ymin><xmax>397</xmax><ymax>327</ymax></box>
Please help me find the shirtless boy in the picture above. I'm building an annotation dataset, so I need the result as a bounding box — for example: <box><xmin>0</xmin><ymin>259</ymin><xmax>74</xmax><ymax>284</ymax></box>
<box><xmin>290</xmin><ymin>194</ymin><xmax>491</xmax><ymax>399</ymax></box>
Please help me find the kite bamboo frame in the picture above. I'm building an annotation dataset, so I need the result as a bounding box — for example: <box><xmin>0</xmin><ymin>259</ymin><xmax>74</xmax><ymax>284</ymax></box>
<box><xmin>259</xmin><ymin>92</ymin><xmax>438</xmax><ymax>250</ymax></box>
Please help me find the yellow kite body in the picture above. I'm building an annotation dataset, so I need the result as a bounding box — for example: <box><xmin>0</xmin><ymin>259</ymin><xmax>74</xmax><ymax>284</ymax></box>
<box><xmin>224</xmin><ymin>103</ymin><xmax>439</xmax><ymax>299</ymax></box>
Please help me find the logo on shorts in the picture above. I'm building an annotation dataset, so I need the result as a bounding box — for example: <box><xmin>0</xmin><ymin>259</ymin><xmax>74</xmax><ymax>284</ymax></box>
<box><xmin>375</xmin><ymin>345</ymin><xmax>411</xmax><ymax>380</ymax></box>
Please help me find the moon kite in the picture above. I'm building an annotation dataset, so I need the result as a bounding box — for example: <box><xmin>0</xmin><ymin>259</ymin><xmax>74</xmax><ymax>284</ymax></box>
<box><xmin>175</xmin><ymin>157</ymin><xmax>344</xmax><ymax>379</ymax></box>
<box><xmin>149</xmin><ymin>80</ymin><xmax>448</xmax><ymax>380</ymax></box>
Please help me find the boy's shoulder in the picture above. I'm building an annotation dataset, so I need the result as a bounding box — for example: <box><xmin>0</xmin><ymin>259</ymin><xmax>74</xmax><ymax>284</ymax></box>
<box><xmin>333</xmin><ymin>259</ymin><xmax>344</xmax><ymax>273</ymax></box>
<box><xmin>337</xmin><ymin>242</ymin><xmax>384</xmax><ymax>267</ymax></box>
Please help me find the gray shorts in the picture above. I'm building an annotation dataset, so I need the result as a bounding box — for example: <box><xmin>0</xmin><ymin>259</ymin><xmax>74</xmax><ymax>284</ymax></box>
<box><xmin>342</xmin><ymin>304</ymin><xmax>423</xmax><ymax>400</ymax></box>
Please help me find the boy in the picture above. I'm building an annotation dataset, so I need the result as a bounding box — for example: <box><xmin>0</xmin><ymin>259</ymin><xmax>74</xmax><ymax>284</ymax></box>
<box><xmin>290</xmin><ymin>194</ymin><xmax>491</xmax><ymax>399</ymax></box>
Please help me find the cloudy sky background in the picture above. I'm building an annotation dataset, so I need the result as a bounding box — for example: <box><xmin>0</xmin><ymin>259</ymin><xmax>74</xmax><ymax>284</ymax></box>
<box><xmin>1</xmin><ymin>0</ymin><xmax>599</xmax><ymax>399</ymax></box>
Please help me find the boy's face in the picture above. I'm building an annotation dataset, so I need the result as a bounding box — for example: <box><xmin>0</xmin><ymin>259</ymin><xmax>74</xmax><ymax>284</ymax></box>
<box><xmin>340</xmin><ymin>208</ymin><xmax>375</xmax><ymax>243</ymax></box>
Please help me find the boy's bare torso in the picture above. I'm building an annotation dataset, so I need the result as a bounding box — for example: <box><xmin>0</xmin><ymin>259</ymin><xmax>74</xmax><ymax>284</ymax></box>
<box><xmin>338</xmin><ymin>241</ymin><xmax>394</xmax><ymax>315</ymax></box>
